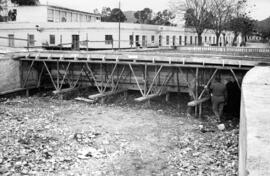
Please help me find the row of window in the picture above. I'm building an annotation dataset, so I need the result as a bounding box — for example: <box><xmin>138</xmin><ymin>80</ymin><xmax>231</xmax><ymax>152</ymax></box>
<box><xmin>6</xmin><ymin>34</ymin><xmax>226</xmax><ymax>48</ymax></box>
<box><xmin>7</xmin><ymin>34</ymin><xmax>35</xmax><ymax>47</ymax></box>
<box><xmin>47</xmin><ymin>8</ymin><xmax>100</xmax><ymax>23</ymax></box>
<box><xmin>103</xmin><ymin>34</ymin><xmax>221</xmax><ymax>46</ymax></box>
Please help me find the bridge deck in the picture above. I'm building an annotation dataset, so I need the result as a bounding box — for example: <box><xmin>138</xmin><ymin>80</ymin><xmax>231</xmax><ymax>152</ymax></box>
<box><xmin>13</xmin><ymin>48</ymin><xmax>270</xmax><ymax>70</ymax></box>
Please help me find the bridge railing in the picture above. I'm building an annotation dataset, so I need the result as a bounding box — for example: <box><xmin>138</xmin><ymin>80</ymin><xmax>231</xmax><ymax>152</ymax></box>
<box><xmin>177</xmin><ymin>46</ymin><xmax>270</xmax><ymax>57</ymax></box>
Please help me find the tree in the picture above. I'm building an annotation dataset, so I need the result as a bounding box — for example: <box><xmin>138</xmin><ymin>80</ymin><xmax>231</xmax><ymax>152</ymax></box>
<box><xmin>228</xmin><ymin>15</ymin><xmax>254</xmax><ymax>45</ymax></box>
<box><xmin>107</xmin><ymin>8</ymin><xmax>127</xmax><ymax>22</ymax></box>
<box><xmin>152</xmin><ymin>9</ymin><xmax>175</xmax><ymax>26</ymax></box>
<box><xmin>183</xmin><ymin>0</ymin><xmax>213</xmax><ymax>45</ymax></box>
<box><xmin>11</xmin><ymin>0</ymin><xmax>39</xmax><ymax>6</ymax></box>
<box><xmin>93</xmin><ymin>8</ymin><xmax>100</xmax><ymax>14</ymax></box>
<box><xmin>101</xmin><ymin>7</ymin><xmax>111</xmax><ymax>22</ymax></box>
<box><xmin>134</xmin><ymin>8</ymin><xmax>153</xmax><ymax>24</ymax></box>
<box><xmin>209</xmin><ymin>0</ymin><xmax>241</xmax><ymax>45</ymax></box>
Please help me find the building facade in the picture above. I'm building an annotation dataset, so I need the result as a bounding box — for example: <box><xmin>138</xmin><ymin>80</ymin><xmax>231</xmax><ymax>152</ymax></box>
<box><xmin>0</xmin><ymin>2</ymin><xmax>236</xmax><ymax>50</ymax></box>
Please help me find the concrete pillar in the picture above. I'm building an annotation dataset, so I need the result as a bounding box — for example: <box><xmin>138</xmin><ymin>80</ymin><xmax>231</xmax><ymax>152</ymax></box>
<box><xmin>239</xmin><ymin>66</ymin><xmax>270</xmax><ymax>176</ymax></box>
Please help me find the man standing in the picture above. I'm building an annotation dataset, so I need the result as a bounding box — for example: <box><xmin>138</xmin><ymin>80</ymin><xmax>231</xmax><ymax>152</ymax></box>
<box><xmin>209</xmin><ymin>77</ymin><xmax>227</xmax><ymax>122</ymax></box>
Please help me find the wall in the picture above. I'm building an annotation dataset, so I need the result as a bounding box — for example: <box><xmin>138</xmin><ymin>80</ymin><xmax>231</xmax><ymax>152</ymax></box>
<box><xmin>0</xmin><ymin>22</ymin><xmax>235</xmax><ymax>49</ymax></box>
<box><xmin>0</xmin><ymin>55</ymin><xmax>21</xmax><ymax>92</ymax></box>
<box><xmin>239</xmin><ymin>66</ymin><xmax>270</xmax><ymax>176</ymax></box>
<box><xmin>15</xmin><ymin>6</ymin><xmax>47</xmax><ymax>23</ymax></box>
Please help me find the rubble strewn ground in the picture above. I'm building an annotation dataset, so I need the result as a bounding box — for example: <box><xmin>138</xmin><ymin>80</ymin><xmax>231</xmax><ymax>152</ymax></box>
<box><xmin>0</xmin><ymin>91</ymin><xmax>239</xmax><ymax>176</ymax></box>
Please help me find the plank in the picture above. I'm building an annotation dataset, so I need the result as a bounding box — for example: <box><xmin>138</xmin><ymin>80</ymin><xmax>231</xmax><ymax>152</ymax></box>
<box><xmin>134</xmin><ymin>94</ymin><xmax>160</xmax><ymax>102</ymax></box>
<box><xmin>74</xmin><ymin>97</ymin><xmax>95</xmax><ymax>103</ymax></box>
<box><xmin>88</xmin><ymin>89</ymin><xmax>127</xmax><ymax>99</ymax></box>
<box><xmin>187</xmin><ymin>97</ymin><xmax>210</xmax><ymax>107</ymax></box>
<box><xmin>52</xmin><ymin>87</ymin><xmax>78</xmax><ymax>94</ymax></box>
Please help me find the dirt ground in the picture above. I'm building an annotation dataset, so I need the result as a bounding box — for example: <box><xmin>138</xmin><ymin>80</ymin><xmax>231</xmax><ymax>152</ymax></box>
<box><xmin>0</xmin><ymin>91</ymin><xmax>238</xmax><ymax>176</ymax></box>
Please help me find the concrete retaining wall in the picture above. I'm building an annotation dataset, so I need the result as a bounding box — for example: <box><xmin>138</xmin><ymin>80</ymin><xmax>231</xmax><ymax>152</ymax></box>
<box><xmin>239</xmin><ymin>66</ymin><xmax>270</xmax><ymax>175</ymax></box>
<box><xmin>0</xmin><ymin>55</ymin><xmax>21</xmax><ymax>92</ymax></box>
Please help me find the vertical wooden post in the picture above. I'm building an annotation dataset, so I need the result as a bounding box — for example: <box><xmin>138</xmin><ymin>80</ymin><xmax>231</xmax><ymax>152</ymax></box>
<box><xmin>166</xmin><ymin>92</ymin><xmax>170</xmax><ymax>102</ymax></box>
<box><xmin>144</xmin><ymin>65</ymin><xmax>147</xmax><ymax>96</ymax></box>
<box><xmin>176</xmin><ymin>67</ymin><xmax>181</xmax><ymax>111</ymax></box>
<box><xmin>101</xmin><ymin>97</ymin><xmax>105</xmax><ymax>104</ymax></box>
<box><xmin>26</xmin><ymin>89</ymin><xmax>29</xmax><ymax>97</ymax></box>
<box><xmin>124</xmin><ymin>91</ymin><xmax>128</xmax><ymax>101</ymax></box>
<box><xmin>195</xmin><ymin>67</ymin><xmax>199</xmax><ymax>117</ymax></box>
<box><xmin>56</xmin><ymin>60</ymin><xmax>60</xmax><ymax>90</ymax></box>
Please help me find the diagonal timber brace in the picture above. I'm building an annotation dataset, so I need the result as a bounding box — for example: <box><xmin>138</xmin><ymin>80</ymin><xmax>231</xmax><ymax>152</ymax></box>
<box><xmin>88</xmin><ymin>65</ymin><xmax>128</xmax><ymax>101</ymax></box>
<box><xmin>135</xmin><ymin>68</ymin><xmax>174</xmax><ymax>102</ymax></box>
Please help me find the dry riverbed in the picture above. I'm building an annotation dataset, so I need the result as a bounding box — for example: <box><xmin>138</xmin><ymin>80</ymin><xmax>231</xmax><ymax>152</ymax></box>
<box><xmin>0</xmin><ymin>94</ymin><xmax>238</xmax><ymax>176</ymax></box>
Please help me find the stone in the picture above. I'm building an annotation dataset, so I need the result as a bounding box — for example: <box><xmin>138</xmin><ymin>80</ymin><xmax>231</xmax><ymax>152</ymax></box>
<box><xmin>217</xmin><ymin>124</ymin><xmax>225</xmax><ymax>131</ymax></box>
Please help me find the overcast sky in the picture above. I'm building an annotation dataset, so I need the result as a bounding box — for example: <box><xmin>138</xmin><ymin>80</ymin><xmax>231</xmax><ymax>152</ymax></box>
<box><xmin>40</xmin><ymin>0</ymin><xmax>270</xmax><ymax>21</ymax></box>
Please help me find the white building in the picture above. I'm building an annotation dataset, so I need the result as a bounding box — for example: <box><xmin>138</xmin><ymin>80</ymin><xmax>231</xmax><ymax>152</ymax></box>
<box><xmin>12</xmin><ymin>5</ymin><xmax>101</xmax><ymax>23</ymax></box>
<box><xmin>0</xmin><ymin>2</ymin><xmax>235</xmax><ymax>50</ymax></box>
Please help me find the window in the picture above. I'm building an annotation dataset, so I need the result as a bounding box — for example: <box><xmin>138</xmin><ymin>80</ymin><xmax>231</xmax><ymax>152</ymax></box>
<box><xmin>213</xmin><ymin>37</ymin><xmax>215</xmax><ymax>44</ymax></box>
<box><xmin>129</xmin><ymin>35</ymin><xmax>134</xmax><ymax>46</ymax></box>
<box><xmin>67</xmin><ymin>12</ymin><xmax>72</xmax><ymax>22</ymax></box>
<box><xmin>87</xmin><ymin>16</ymin><xmax>91</xmax><ymax>22</ymax></box>
<box><xmin>151</xmin><ymin>35</ymin><xmax>155</xmax><ymax>43</ymax></box>
<box><xmin>179</xmin><ymin>36</ymin><xmax>182</xmax><ymax>45</ymax></box>
<box><xmin>8</xmin><ymin>34</ymin><xmax>14</xmax><ymax>47</ymax></box>
<box><xmin>60</xmin><ymin>11</ymin><xmax>67</xmax><ymax>22</ymax></box>
<box><xmin>173</xmin><ymin>36</ymin><xmax>176</xmax><ymax>46</ymax></box>
<box><xmin>166</xmin><ymin>35</ymin><xmax>170</xmax><ymax>45</ymax></box>
<box><xmin>159</xmin><ymin>35</ymin><xmax>162</xmax><ymax>46</ymax></box>
<box><xmin>195</xmin><ymin>36</ymin><xmax>198</xmax><ymax>45</ymax></box>
<box><xmin>184</xmin><ymin>36</ymin><xmax>187</xmax><ymax>45</ymax></box>
<box><xmin>49</xmin><ymin>35</ymin><xmax>55</xmax><ymax>45</ymax></box>
<box><xmin>190</xmin><ymin>36</ymin><xmax>193</xmax><ymax>45</ymax></box>
<box><xmin>142</xmin><ymin>35</ymin><xmax>147</xmax><ymax>47</ymax></box>
<box><xmin>105</xmin><ymin>35</ymin><xmax>113</xmax><ymax>45</ymax></box>
<box><xmin>72</xmin><ymin>13</ymin><xmax>78</xmax><ymax>22</ymax></box>
<box><xmin>55</xmin><ymin>10</ymin><xmax>60</xmax><ymax>22</ymax></box>
<box><xmin>27</xmin><ymin>34</ymin><xmax>35</xmax><ymax>47</ymax></box>
<box><xmin>48</xmin><ymin>9</ymin><xmax>54</xmax><ymax>22</ymax></box>
<box><xmin>209</xmin><ymin>37</ymin><xmax>212</xmax><ymax>43</ymax></box>
<box><xmin>205</xmin><ymin>36</ymin><xmax>207</xmax><ymax>43</ymax></box>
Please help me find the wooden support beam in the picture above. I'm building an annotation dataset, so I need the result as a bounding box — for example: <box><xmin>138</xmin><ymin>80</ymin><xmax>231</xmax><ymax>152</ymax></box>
<box><xmin>74</xmin><ymin>97</ymin><xmax>95</xmax><ymax>103</ymax></box>
<box><xmin>129</xmin><ymin>64</ymin><xmax>144</xmax><ymax>96</ymax></box>
<box><xmin>22</xmin><ymin>60</ymin><xmax>35</xmax><ymax>88</ymax></box>
<box><xmin>85</xmin><ymin>63</ymin><xmax>102</xmax><ymax>93</ymax></box>
<box><xmin>59</xmin><ymin>62</ymin><xmax>71</xmax><ymax>89</ymax></box>
<box><xmin>52</xmin><ymin>87</ymin><xmax>79</xmax><ymax>94</ymax></box>
<box><xmin>146</xmin><ymin>65</ymin><xmax>163</xmax><ymax>96</ymax></box>
<box><xmin>43</xmin><ymin>61</ymin><xmax>57</xmax><ymax>90</ymax></box>
<box><xmin>0</xmin><ymin>87</ymin><xmax>36</xmax><ymax>96</ymax></box>
<box><xmin>37</xmin><ymin>65</ymin><xmax>44</xmax><ymax>88</ymax></box>
<box><xmin>112</xmin><ymin>66</ymin><xmax>126</xmax><ymax>92</ymax></box>
<box><xmin>188</xmin><ymin>97</ymin><xmax>210</xmax><ymax>107</ymax></box>
<box><xmin>88</xmin><ymin>89</ymin><xmax>127</xmax><ymax>100</ymax></box>
<box><xmin>230</xmin><ymin>68</ymin><xmax>241</xmax><ymax>89</ymax></box>
<box><xmin>134</xmin><ymin>92</ymin><xmax>166</xmax><ymax>102</ymax></box>
<box><xmin>195</xmin><ymin>68</ymin><xmax>199</xmax><ymax>116</ymax></box>
<box><xmin>198</xmin><ymin>69</ymin><xmax>218</xmax><ymax>99</ymax></box>
<box><xmin>102</xmin><ymin>63</ymin><xmax>118</xmax><ymax>92</ymax></box>
<box><xmin>166</xmin><ymin>92</ymin><xmax>170</xmax><ymax>102</ymax></box>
